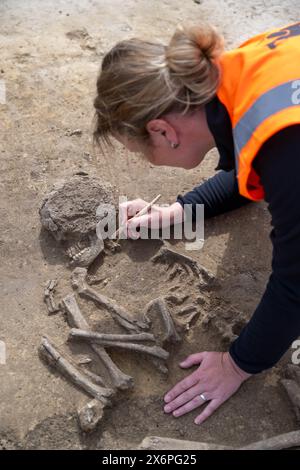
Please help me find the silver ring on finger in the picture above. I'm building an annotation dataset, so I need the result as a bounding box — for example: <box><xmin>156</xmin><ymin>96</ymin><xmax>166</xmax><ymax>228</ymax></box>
<box><xmin>199</xmin><ymin>393</ymin><xmax>207</xmax><ymax>402</ymax></box>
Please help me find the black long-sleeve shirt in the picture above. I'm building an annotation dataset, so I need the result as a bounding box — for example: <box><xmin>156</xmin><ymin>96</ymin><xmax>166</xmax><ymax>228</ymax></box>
<box><xmin>177</xmin><ymin>96</ymin><xmax>300</xmax><ymax>374</ymax></box>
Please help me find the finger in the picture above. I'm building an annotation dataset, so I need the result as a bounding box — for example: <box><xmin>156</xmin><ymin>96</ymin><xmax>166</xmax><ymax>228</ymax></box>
<box><xmin>126</xmin><ymin>223</ymin><xmax>141</xmax><ymax>239</ymax></box>
<box><xmin>194</xmin><ymin>398</ymin><xmax>221</xmax><ymax>425</ymax></box>
<box><xmin>164</xmin><ymin>382</ymin><xmax>203</xmax><ymax>414</ymax></box>
<box><xmin>179</xmin><ymin>352</ymin><xmax>206</xmax><ymax>368</ymax></box>
<box><xmin>127</xmin><ymin>199</ymin><xmax>147</xmax><ymax>217</ymax></box>
<box><xmin>127</xmin><ymin>213</ymin><xmax>152</xmax><ymax>230</ymax></box>
<box><xmin>164</xmin><ymin>371</ymin><xmax>199</xmax><ymax>403</ymax></box>
<box><xmin>119</xmin><ymin>199</ymin><xmax>147</xmax><ymax>224</ymax></box>
<box><xmin>172</xmin><ymin>392</ymin><xmax>212</xmax><ymax>418</ymax></box>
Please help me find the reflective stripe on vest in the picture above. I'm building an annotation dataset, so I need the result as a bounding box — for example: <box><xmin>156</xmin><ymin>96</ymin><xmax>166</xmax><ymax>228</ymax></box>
<box><xmin>233</xmin><ymin>79</ymin><xmax>300</xmax><ymax>167</ymax></box>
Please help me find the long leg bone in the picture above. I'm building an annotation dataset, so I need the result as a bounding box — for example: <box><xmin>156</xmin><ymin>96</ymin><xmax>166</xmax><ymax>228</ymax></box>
<box><xmin>240</xmin><ymin>430</ymin><xmax>300</xmax><ymax>450</ymax></box>
<box><xmin>138</xmin><ymin>431</ymin><xmax>300</xmax><ymax>451</ymax></box>
<box><xmin>39</xmin><ymin>336</ymin><xmax>113</xmax><ymax>404</ymax></box>
<box><xmin>138</xmin><ymin>436</ymin><xmax>231</xmax><ymax>450</ymax></box>
<box><xmin>81</xmin><ymin>368</ymin><xmax>107</xmax><ymax>388</ymax></box>
<box><xmin>69</xmin><ymin>330</ymin><xmax>155</xmax><ymax>343</ymax></box>
<box><xmin>151</xmin><ymin>246</ymin><xmax>215</xmax><ymax>287</ymax></box>
<box><xmin>71</xmin><ymin>268</ymin><xmax>148</xmax><ymax>333</ymax></box>
<box><xmin>44</xmin><ymin>279</ymin><xmax>60</xmax><ymax>315</ymax></box>
<box><xmin>62</xmin><ymin>294</ymin><xmax>134</xmax><ymax>390</ymax></box>
<box><xmin>144</xmin><ymin>298</ymin><xmax>181</xmax><ymax>345</ymax></box>
<box><xmin>69</xmin><ymin>328</ymin><xmax>169</xmax><ymax>360</ymax></box>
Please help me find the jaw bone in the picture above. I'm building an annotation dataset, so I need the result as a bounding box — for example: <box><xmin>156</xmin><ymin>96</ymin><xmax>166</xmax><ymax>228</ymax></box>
<box><xmin>67</xmin><ymin>233</ymin><xmax>104</xmax><ymax>268</ymax></box>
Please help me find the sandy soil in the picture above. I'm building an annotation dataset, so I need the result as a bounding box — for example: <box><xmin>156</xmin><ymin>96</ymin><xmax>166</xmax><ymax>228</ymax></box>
<box><xmin>0</xmin><ymin>0</ymin><xmax>299</xmax><ymax>450</ymax></box>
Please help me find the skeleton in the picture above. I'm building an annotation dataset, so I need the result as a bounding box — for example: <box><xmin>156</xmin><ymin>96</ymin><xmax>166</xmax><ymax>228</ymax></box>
<box><xmin>39</xmin><ymin>174</ymin><xmax>118</xmax><ymax>267</ymax></box>
<box><xmin>39</xmin><ymin>181</ymin><xmax>219</xmax><ymax>432</ymax></box>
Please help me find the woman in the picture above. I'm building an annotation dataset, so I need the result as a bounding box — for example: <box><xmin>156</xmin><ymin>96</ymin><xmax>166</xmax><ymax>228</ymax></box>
<box><xmin>93</xmin><ymin>22</ymin><xmax>300</xmax><ymax>425</ymax></box>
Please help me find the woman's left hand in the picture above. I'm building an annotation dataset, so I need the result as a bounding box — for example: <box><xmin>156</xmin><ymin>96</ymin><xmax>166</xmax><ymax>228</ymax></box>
<box><xmin>163</xmin><ymin>351</ymin><xmax>252</xmax><ymax>425</ymax></box>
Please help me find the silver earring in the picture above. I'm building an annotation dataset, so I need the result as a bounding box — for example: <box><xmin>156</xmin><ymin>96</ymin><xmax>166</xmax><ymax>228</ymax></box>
<box><xmin>171</xmin><ymin>142</ymin><xmax>179</xmax><ymax>149</ymax></box>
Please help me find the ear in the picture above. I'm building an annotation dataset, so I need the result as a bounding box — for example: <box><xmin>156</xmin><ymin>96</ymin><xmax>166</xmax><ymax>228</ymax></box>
<box><xmin>146</xmin><ymin>119</ymin><xmax>178</xmax><ymax>146</ymax></box>
<box><xmin>146</xmin><ymin>119</ymin><xmax>168</xmax><ymax>135</ymax></box>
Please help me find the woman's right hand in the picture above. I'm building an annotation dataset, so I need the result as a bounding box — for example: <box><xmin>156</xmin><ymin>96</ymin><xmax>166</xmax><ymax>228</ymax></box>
<box><xmin>119</xmin><ymin>199</ymin><xmax>184</xmax><ymax>239</ymax></box>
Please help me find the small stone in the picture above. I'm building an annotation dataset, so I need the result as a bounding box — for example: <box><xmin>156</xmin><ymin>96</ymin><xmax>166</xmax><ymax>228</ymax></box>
<box><xmin>66</xmin><ymin>128</ymin><xmax>82</xmax><ymax>137</ymax></box>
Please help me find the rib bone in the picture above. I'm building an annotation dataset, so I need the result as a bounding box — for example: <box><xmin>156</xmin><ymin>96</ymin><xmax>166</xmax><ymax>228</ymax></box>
<box><xmin>71</xmin><ymin>268</ymin><xmax>148</xmax><ymax>333</ymax></box>
<box><xmin>151</xmin><ymin>246</ymin><xmax>214</xmax><ymax>287</ymax></box>
<box><xmin>62</xmin><ymin>293</ymin><xmax>133</xmax><ymax>390</ymax></box>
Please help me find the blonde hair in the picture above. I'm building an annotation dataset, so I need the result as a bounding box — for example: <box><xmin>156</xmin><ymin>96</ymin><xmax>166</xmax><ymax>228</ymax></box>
<box><xmin>94</xmin><ymin>24</ymin><xmax>224</xmax><ymax>147</ymax></box>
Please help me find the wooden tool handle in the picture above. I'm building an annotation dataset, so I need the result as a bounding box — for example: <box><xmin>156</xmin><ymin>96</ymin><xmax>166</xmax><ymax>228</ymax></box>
<box><xmin>112</xmin><ymin>194</ymin><xmax>161</xmax><ymax>239</ymax></box>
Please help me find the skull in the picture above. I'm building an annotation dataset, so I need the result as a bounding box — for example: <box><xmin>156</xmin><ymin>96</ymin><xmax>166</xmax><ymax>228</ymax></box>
<box><xmin>39</xmin><ymin>174</ymin><xmax>118</xmax><ymax>267</ymax></box>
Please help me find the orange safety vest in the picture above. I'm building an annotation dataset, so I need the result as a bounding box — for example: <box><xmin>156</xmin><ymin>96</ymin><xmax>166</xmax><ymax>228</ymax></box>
<box><xmin>216</xmin><ymin>22</ymin><xmax>300</xmax><ymax>201</ymax></box>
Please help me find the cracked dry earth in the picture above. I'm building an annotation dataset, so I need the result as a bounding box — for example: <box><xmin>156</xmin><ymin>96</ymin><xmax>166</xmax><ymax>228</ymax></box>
<box><xmin>1</xmin><ymin>0</ymin><xmax>300</xmax><ymax>450</ymax></box>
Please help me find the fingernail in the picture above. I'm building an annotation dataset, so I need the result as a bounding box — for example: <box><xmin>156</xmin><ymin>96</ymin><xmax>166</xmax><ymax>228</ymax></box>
<box><xmin>173</xmin><ymin>411</ymin><xmax>179</xmax><ymax>417</ymax></box>
<box><xmin>194</xmin><ymin>420</ymin><xmax>200</xmax><ymax>426</ymax></box>
<box><xmin>164</xmin><ymin>395</ymin><xmax>171</xmax><ymax>403</ymax></box>
<box><xmin>164</xmin><ymin>405</ymin><xmax>171</xmax><ymax>413</ymax></box>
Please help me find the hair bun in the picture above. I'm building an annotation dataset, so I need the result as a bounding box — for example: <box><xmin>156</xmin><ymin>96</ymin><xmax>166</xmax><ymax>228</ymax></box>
<box><xmin>165</xmin><ymin>23</ymin><xmax>224</xmax><ymax>104</ymax></box>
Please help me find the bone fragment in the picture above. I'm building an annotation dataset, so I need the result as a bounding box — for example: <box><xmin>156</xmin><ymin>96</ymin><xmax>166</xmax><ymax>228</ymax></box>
<box><xmin>144</xmin><ymin>298</ymin><xmax>181</xmax><ymax>344</ymax></box>
<box><xmin>77</xmin><ymin>399</ymin><xmax>105</xmax><ymax>432</ymax></box>
<box><xmin>44</xmin><ymin>279</ymin><xmax>60</xmax><ymax>315</ymax></box>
